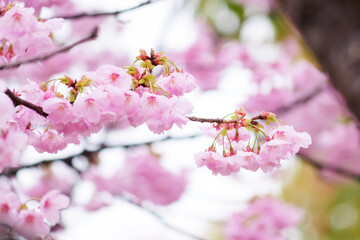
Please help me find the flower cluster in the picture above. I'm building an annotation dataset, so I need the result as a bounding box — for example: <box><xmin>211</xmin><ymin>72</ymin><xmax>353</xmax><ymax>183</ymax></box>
<box><xmin>194</xmin><ymin>109</ymin><xmax>311</xmax><ymax>175</ymax></box>
<box><xmin>0</xmin><ymin>4</ymin><xmax>62</xmax><ymax>64</ymax></box>
<box><xmin>11</xmin><ymin>49</ymin><xmax>196</xmax><ymax>154</ymax></box>
<box><xmin>83</xmin><ymin>147</ymin><xmax>187</xmax><ymax>206</ymax></box>
<box><xmin>0</xmin><ymin>189</ymin><xmax>70</xmax><ymax>240</ymax></box>
<box><xmin>224</xmin><ymin>197</ymin><xmax>303</xmax><ymax>240</ymax></box>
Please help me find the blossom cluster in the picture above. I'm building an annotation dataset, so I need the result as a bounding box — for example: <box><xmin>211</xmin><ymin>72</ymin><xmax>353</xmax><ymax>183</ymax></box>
<box><xmin>83</xmin><ymin>147</ymin><xmax>187</xmax><ymax>207</ymax></box>
<box><xmin>224</xmin><ymin>197</ymin><xmax>303</xmax><ymax>240</ymax></box>
<box><xmin>6</xmin><ymin>49</ymin><xmax>196</xmax><ymax>157</ymax></box>
<box><xmin>0</xmin><ymin>4</ymin><xmax>62</xmax><ymax>64</ymax></box>
<box><xmin>195</xmin><ymin>109</ymin><xmax>311</xmax><ymax>175</ymax></box>
<box><xmin>0</xmin><ymin>189</ymin><xmax>70</xmax><ymax>240</ymax></box>
<box><xmin>0</xmin><ymin>88</ymin><xmax>28</xmax><ymax>173</ymax></box>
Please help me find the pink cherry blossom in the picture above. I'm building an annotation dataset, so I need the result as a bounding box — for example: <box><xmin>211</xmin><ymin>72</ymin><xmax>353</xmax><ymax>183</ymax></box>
<box><xmin>86</xmin><ymin>64</ymin><xmax>132</xmax><ymax>89</ymax></box>
<box><xmin>29</xmin><ymin>129</ymin><xmax>68</xmax><ymax>153</ymax></box>
<box><xmin>85</xmin><ymin>148</ymin><xmax>188</xmax><ymax>205</ymax></box>
<box><xmin>42</xmin><ymin>97</ymin><xmax>74</xmax><ymax>125</ymax></box>
<box><xmin>15</xmin><ymin>209</ymin><xmax>51</xmax><ymax>240</ymax></box>
<box><xmin>224</xmin><ymin>197</ymin><xmax>303</xmax><ymax>240</ymax></box>
<box><xmin>112</xmin><ymin>148</ymin><xmax>188</xmax><ymax>205</ymax></box>
<box><xmin>24</xmin><ymin>162</ymin><xmax>79</xmax><ymax>198</ymax></box>
<box><xmin>0</xmin><ymin>192</ymin><xmax>21</xmax><ymax>226</ymax></box>
<box><xmin>269</xmin><ymin>125</ymin><xmax>312</xmax><ymax>155</ymax></box>
<box><xmin>157</xmin><ymin>71</ymin><xmax>197</xmax><ymax>96</ymax></box>
<box><xmin>40</xmin><ymin>190</ymin><xmax>70</xmax><ymax>225</ymax></box>
<box><xmin>195</xmin><ymin>111</ymin><xmax>311</xmax><ymax>175</ymax></box>
<box><xmin>146</xmin><ymin>97</ymin><xmax>193</xmax><ymax>134</ymax></box>
<box><xmin>0</xmin><ymin>128</ymin><xmax>28</xmax><ymax>173</ymax></box>
<box><xmin>0</xmin><ymin>92</ymin><xmax>14</xmax><ymax>128</ymax></box>
<box><xmin>194</xmin><ymin>148</ymin><xmax>241</xmax><ymax>176</ymax></box>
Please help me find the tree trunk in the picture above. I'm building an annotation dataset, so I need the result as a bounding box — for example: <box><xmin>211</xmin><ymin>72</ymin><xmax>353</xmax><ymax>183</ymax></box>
<box><xmin>277</xmin><ymin>0</ymin><xmax>360</xmax><ymax>122</ymax></box>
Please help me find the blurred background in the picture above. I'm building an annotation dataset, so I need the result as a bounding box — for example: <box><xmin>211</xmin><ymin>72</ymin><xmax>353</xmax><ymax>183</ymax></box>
<box><xmin>3</xmin><ymin>0</ymin><xmax>360</xmax><ymax>239</ymax></box>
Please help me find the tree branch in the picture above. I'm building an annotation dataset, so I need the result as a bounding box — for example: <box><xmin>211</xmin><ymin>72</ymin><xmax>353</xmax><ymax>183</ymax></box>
<box><xmin>5</xmin><ymin>88</ymin><xmax>48</xmax><ymax>117</ymax></box>
<box><xmin>0</xmin><ymin>27</ymin><xmax>98</xmax><ymax>71</ymax></box>
<box><xmin>276</xmin><ymin>85</ymin><xmax>324</xmax><ymax>114</ymax></box>
<box><xmin>0</xmin><ymin>134</ymin><xmax>202</xmax><ymax>177</ymax></box>
<box><xmin>298</xmin><ymin>153</ymin><xmax>360</xmax><ymax>182</ymax></box>
<box><xmin>57</xmin><ymin>1</ymin><xmax>153</xmax><ymax>20</ymax></box>
<box><xmin>188</xmin><ymin>114</ymin><xmax>265</xmax><ymax>124</ymax></box>
<box><xmin>120</xmin><ymin>195</ymin><xmax>207</xmax><ymax>240</ymax></box>
<box><xmin>187</xmin><ymin>116</ymin><xmax>238</xmax><ymax>124</ymax></box>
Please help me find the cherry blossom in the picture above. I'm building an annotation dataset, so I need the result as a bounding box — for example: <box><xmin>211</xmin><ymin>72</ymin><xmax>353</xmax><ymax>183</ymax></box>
<box><xmin>194</xmin><ymin>109</ymin><xmax>311</xmax><ymax>175</ymax></box>
<box><xmin>224</xmin><ymin>197</ymin><xmax>303</xmax><ymax>240</ymax></box>
<box><xmin>40</xmin><ymin>190</ymin><xmax>70</xmax><ymax>225</ymax></box>
<box><xmin>84</xmin><ymin>147</ymin><xmax>188</xmax><ymax>206</ymax></box>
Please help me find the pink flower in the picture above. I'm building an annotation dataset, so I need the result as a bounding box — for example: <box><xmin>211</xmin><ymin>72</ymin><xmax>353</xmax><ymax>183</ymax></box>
<box><xmin>111</xmin><ymin>148</ymin><xmax>188</xmax><ymax>205</ymax></box>
<box><xmin>139</xmin><ymin>92</ymin><xmax>168</xmax><ymax>120</ymax></box>
<box><xmin>224</xmin><ymin>197</ymin><xmax>303</xmax><ymax>240</ymax></box>
<box><xmin>42</xmin><ymin>97</ymin><xmax>74</xmax><ymax>125</ymax></box>
<box><xmin>0</xmin><ymin>192</ymin><xmax>21</xmax><ymax>226</ymax></box>
<box><xmin>194</xmin><ymin>149</ymin><xmax>241</xmax><ymax>176</ymax></box>
<box><xmin>270</xmin><ymin>125</ymin><xmax>312</xmax><ymax>155</ymax></box>
<box><xmin>157</xmin><ymin>71</ymin><xmax>197</xmax><ymax>96</ymax></box>
<box><xmin>87</xmin><ymin>65</ymin><xmax>132</xmax><ymax>89</ymax></box>
<box><xmin>146</xmin><ymin>97</ymin><xmax>193</xmax><ymax>134</ymax></box>
<box><xmin>0</xmin><ymin>93</ymin><xmax>15</xmax><ymax>128</ymax></box>
<box><xmin>0</xmin><ymin>6</ymin><xmax>37</xmax><ymax>40</ymax></box>
<box><xmin>72</xmin><ymin>90</ymin><xmax>107</xmax><ymax>124</ymax></box>
<box><xmin>236</xmin><ymin>150</ymin><xmax>261</xmax><ymax>171</ymax></box>
<box><xmin>40</xmin><ymin>190</ymin><xmax>70</xmax><ymax>225</ymax></box>
<box><xmin>24</xmin><ymin>162</ymin><xmax>78</xmax><ymax>198</ymax></box>
<box><xmin>0</xmin><ymin>128</ymin><xmax>28</xmax><ymax>173</ymax></box>
<box><xmin>196</xmin><ymin>118</ymin><xmax>311</xmax><ymax>174</ymax></box>
<box><xmin>15</xmin><ymin>210</ymin><xmax>50</xmax><ymax>240</ymax></box>
<box><xmin>29</xmin><ymin>129</ymin><xmax>67</xmax><ymax>153</ymax></box>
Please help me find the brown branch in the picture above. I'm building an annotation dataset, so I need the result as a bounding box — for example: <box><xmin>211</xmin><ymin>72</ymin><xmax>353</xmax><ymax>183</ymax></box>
<box><xmin>57</xmin><ymin>1</ymin><xmax>153</xmax><ymax>20</ymax></box>
<box><xmin>0</xmin><ymin>134</ymin><xmax>202</xmax><ymax>177</ymax></box>
<box><xmin>298</xmin><ymin>153</ymin><xmax>360</xmax><ymax>182</ymax></box>
<box><xmin>187</xmin><ymin>114</ymin><xmax>265</xmax><ymax>124</ymax></box>
<box><xmin>5</xmin><ymin>88</ymin><xmax>48</xmax><ymax>117</ymax></box>
<box><xmin>119</xmin><ymin>195</ymin><xmax>207</xmax><ymax>240</ymax></box>
<box><xmin>187</xmin><ymin>116</ymin><xmax>239</xmax><ymax>124</ymax></box>
<box><xmin>0</xmin><ymin>27</ymin><xmax>98</xmax><ymax>71</ymax></box>
<box><xmin>276</xmin><ymin>85</ymin><xmax>324</xmax><ymax>114</ymax></box>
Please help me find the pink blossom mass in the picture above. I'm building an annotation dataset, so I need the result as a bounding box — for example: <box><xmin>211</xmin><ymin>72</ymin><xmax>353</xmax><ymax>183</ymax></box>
<box><xmin>0</xmin><ymin>0</ymin><xmax>357</xmax><ymax>239</ymax></box>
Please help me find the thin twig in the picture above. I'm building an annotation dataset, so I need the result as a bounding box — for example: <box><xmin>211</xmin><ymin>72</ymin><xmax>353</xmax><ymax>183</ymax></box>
<box><xmin>298</xmin><ymin>153</ymin><xmax>360</xmax><ymax>182</ymax></box>
<box><xmin>276</xmin><ymin>85</ymin><xmax>324</xmax><ymax>114</ymax></box>
<box><xmin>188</xmin><ymin>116</ymin><xmax>238</xmax><ymax>124</ymax></box>
<box><xmin>5</xmin><ymin>88</ymin><xmax>48</xmax><ymax>117</ymax></box>
<box><xmin>0</xmin><ymin>134</ymin><xmax>202</xmax><ymax>177</ymax></box>
<box><xmin>120</xmin><ymin>195</ymin><xmax>207</xmax><ymax>240</ymax></box>
<box><xmin>188</xmin><ymin>114</ymin><xmax>263</xmax><ymax>124</ymax></box>
<box><xmin>57</xmin><ymin>1</ymin><xmax>153</xmax><ymax>20</ymax></box>
<box><xmin>0</xmin><ymin>27</ymin><xmax>98</xmax><ymax>71</ymax></box>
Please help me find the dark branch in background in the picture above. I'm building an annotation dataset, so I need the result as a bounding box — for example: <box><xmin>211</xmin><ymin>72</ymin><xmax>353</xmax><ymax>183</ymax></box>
<box><xmin>276</xmin><ymin>85</ymin><xmax>324</xmax><ymax>114</ymax></box>
<box><xmin>57</xmin><ymin>0</ymin><xmax>153</xmax><ymax>20</ymax></box>
<box><xmin>0</xmin><ymin>134</ymin><xmax>202</xmax><ymax>177</ymax></box>
<box><xmin>0</xmin><ymin>27</ymin><xmax>98</xmax><ymax>71</ymax></box>
<box><xmin>0</xmin><ymin>134</ymin><xmax>205</xmax><ymax>240</ymax></box>
<box><xmin>120</xmin><ymin>195</ymin><xmax>207</xmax><ymax>240</ymax></box>
<box><xmin>276</xmin><ymin>0</ymin><xmax>360</xmax><ymax>124</ymax></box>
<box><xmin>298</xmin><ymin>153</ymin><xmax>360</xmax><ymax>182</ymax></box>
<box><xmin>5</xmin><ymin>89</ymin><xmax>48</xmax><ymax>117</ymax></box>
